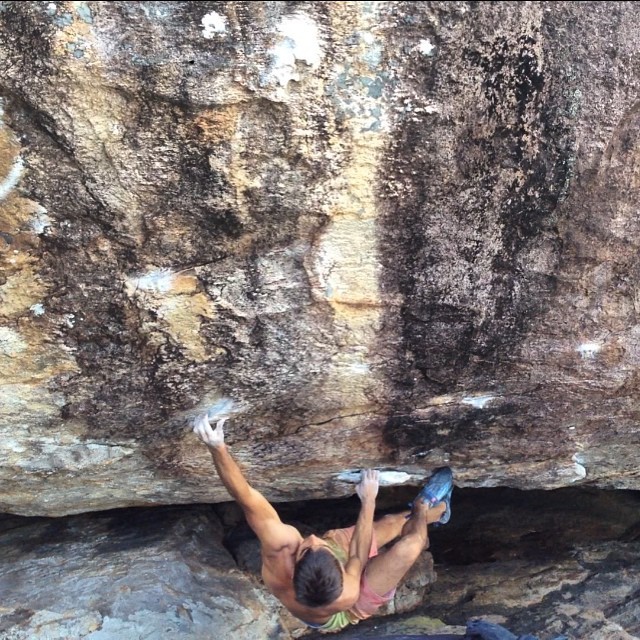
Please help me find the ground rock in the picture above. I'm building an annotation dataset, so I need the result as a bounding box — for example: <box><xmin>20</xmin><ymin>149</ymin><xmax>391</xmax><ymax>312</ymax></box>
<box><xmin>0</xmin><ymin>506</ymin><xmax>288</xmax><ymax>639</ymax></box>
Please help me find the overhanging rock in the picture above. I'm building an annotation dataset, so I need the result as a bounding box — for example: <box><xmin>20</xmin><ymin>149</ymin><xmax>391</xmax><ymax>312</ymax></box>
<box><xmin>1</xmin><ymin>2</ymin><xmax>640</xmax><ymax>516</ymax></box>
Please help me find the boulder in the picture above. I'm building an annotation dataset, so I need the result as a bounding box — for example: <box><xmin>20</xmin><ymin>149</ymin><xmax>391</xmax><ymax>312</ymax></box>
<box><xmin>1</xmin><ymin>2</ymin><xmax>640</xmax><ymax>516</ymax></box>
<box><xmin>0</xmin><ymin>506</ymin><xmax>289</xmax><ymax>639</ymax></box>
<box><xmin>308</xmin><ymin>487</ymin><xmax>640</xmax><ymax>639</ymax></box>
<box><xmin>2</xmin><ymin>488</ymin><xmax>637</xmax><ymax>639</ymax></box>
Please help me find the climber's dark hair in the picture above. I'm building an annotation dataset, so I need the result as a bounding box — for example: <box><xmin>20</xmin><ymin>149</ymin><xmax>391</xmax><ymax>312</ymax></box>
<box><xmin>293</xmin><ymin>548</ymin><xmax>343</xmax><ymax>607</ymax></box>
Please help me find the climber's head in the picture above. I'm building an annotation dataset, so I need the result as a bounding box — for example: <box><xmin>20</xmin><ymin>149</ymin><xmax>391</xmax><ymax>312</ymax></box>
<box><xmin>293</xmin><ymin>535</ymin><xmax>344</xmax><ymax>607</ymax></box>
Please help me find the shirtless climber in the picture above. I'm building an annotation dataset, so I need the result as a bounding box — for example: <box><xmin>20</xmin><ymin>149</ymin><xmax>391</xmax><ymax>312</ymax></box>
<box><xmin>193</xmin><ymin>413</ymin><xmax>453</xmax><ymax>634</ymax></box>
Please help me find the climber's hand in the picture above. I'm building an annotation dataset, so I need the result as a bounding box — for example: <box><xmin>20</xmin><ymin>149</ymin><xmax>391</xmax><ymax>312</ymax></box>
<box><xmin>356</xmin><ymin>469</ymin><xmax>379</xmax><ymax>505</ymax></box>
<box><xmin>193</xmin><ymin>413</ymin><xmax>226</xmax><ymax>449</ymax></box>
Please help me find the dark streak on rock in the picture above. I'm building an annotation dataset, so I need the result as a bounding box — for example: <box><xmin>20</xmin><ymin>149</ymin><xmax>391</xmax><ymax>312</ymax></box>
<box><xmin>377</xmin><ymin>4</ymin><xmax>575</xmax><ymax>456</ymax></box>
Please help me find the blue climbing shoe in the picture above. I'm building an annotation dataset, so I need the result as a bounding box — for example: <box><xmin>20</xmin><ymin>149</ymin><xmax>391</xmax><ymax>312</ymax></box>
<box><xmin>465</xmin><ymin>619</ymin><xmax>517</xmax><ymax>640</ymax></box>
<box><xmin>412</xmin><ymin>466</ymin><xmax>454</xmax><ymax>525</ymax></box>
<box><xmin>465</xmin><ymin>619</ymin><xmax>568</xmax><ymax>640</ymax></box>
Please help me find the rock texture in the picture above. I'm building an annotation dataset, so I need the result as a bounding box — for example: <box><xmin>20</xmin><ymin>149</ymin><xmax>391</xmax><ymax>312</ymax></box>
<box><xmin>308</xmin><ymin>487</ymin><xmax>640</xmax><ymax>640</ymax></box>
<box><xmin>1</xmin><ymin>488</ymin><xmax>638</xmax><ymax>639</ymax></box>
<box><xmin>420</xmin><ymin>488</ymin><xmax>640</xmax><ymax>640</ymax></box>
<box><xmin>2</xmin><ymin>1</ymin><xmax>640</xmax><ymax>516</ymax></box>
<box><xmin>0</xmin><ymin>506</ymin><xmax>290</xmax><ymax>640</ymax></box>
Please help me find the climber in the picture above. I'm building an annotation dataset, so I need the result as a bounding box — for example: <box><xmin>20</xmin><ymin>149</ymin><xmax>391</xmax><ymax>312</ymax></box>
<box><xmin>193</xmin><ymin>412</ymin><xmax>453</xmax><ymax>633</ymax></box>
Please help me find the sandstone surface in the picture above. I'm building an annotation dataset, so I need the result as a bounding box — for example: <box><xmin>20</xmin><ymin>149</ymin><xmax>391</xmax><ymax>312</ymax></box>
<box><xmin>1</xmin><ymin>2</ymin><xmax>640</xmax><ymax>516</ymax></box>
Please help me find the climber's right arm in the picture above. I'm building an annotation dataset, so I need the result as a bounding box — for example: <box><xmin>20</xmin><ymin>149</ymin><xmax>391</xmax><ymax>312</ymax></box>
<box><xmin>193</xmin><ymin>414</ymin><xmax>300</xmax><ymax>554</ymax></box>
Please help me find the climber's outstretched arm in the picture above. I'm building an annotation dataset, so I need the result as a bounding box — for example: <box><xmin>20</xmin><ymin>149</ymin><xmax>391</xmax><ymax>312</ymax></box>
<box><xmin>193</xmin><ymin>414</ymin><xmax>300</xmax><ymax>554</ymax></box>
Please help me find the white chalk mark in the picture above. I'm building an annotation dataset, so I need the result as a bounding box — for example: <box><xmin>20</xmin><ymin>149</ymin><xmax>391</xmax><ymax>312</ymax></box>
<box><xmin>572</xmin><ymin>452</ymin><xmax>585</xmax><ymax>464</ymax></box>
<box><xmin>577</xmin><ymin>342</ymin><xmax>601</xmax><ymax>359</ymax></box>
<box><xmin>30</xmin><ymin>303</ymin><xmax>45</xmax><ymax>316</ymax></box>
<box><xmin>278</xmin><ymin>14</ymin><xmax>322</xmax><ymax>67</ymax></box>
<box><xmin>206</xmin><ymin>398</ymin><xmax>236</xmax><ymax>421</ymax></box>
<box><xmin>0</xmin><ymin>156</ymin><xmax>24</xmax><ymax>203</ymax></box>
<box><xmin>461</xmin><ymin>395</ymin><xmax>495</xmax><ymax>409</ymax></box>
<box><xmin>201</xmin><ymin>11</ymin><xmax>226</xmax><ymax>38</ymax></box>
<box><xmin>337</xmin><ymin>470</ymin><xmax>412</xmax><ymax>486</ymax></box>
<box><xmin>128</xmin><ymin>268</ymin><xmax>175</xmax><ymax>294</ymax></box>
<box><xmin>349</xmin><ymin>362</ymin><xmax>370</xmax><ymax>374</ymax></box>
<box><xmin>267</xmin><ymin>13</ymin><xmax>323</xmax><ymax>87</ymax></box>
<box><xmin>418</xmin><ymin>38</ymin><xmax>436</xmax><ymax>56</ymax></box>
<box><xmin>571</xmin><ymin>455</ymin><xmax>587</xmax><ymax>480</ymax></box>
<box><xmin>572</xmin><ymin>462</ymin><xmax>587</xmax><ymax>479</ymax></box>
<box><xmin>31</xmin><ymin>210</ymin><xmax>52</xmax><ymax>234</ymax></box>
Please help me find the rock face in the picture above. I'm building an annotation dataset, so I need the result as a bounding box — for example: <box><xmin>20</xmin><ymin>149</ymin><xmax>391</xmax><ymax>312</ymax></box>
<box><xmin>0</xmin><ymin>506</ymin><xmax>288</xmax><ymax>639</ymax></box>
<box><xmin>1</xmin><ymin>1</ymin><xmax>640</xmax><ymax>516</ymax></box>
<box><xmin>421</xmin><ymin>488</ymin><xmax>640</xmax><ymax>640</ymax></box>
<box><xmin>1</xmin><ymin>489</ymin><xmax>638</xmax><ymax>640</ymax></box>
<box><xmin>307</xmin><ymin>487</ymin><xmax>640</xmax><ymax>640</ymax></box>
